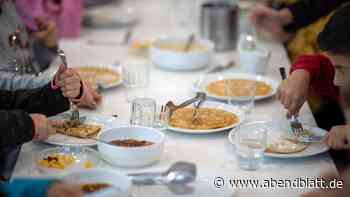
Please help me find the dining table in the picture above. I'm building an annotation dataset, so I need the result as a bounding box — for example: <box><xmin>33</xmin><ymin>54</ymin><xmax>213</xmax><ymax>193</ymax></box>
<box><xmin>12</xmin><ymin>0</ymin><xmax>338</xmax><ymax>196</ymax></box>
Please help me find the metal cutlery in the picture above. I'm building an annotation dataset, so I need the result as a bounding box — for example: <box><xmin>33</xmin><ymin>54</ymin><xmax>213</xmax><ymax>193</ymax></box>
<box><xmin>129</xmin><ymin>161</ymin><xmax>196</xmax><ymax>195</ymax></box>
<box><xmin>58</xmin><ymin>49</ymin><xmax>81</xmax><ymax>126</ymax></box>
<box><xmin>184</xmin><ymin>34</ymin><xmax>195</xmax><ymax>52</ymax></box>
<box><xmin>166</xmin><ymin>92</ymin><xmax>207</xmax><ymax>118</ymax></box>
<box><xmin>192</xmin><ymin>93</ymin><xmax>206</xmax><ymax>124</ymax></box>
<box><xmin>206</xmin><ymin>60</ymin><xmax>235</xmax><ymax>74</ymax></box>
<box><xmin>279</xmin><ymin>67</ymin><xmax>307</xmax><ymax>138</ymax></box>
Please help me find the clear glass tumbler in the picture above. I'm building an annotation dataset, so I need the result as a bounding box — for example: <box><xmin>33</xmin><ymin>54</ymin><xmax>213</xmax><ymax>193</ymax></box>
<box><xmin>130</xmin><ymin>98</ymin><xmax>156</xmax><ymax>128</ymax></box>
<box><xmin>122</xmin><ymin>58</ymin><xmax>150</xmax><ymax>102</ymax></box>
<box><xmin>234</xmin><ymin>121</ymin><xmax>267</xmax><ymax>171</ymax></box>
<box><xmin>225</xmin><ymin>79</ymin><xmax>257</xmax><ymax>115</ymax></box>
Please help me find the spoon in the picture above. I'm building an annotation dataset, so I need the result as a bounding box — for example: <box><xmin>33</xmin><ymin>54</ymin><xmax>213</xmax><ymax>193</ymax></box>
<box><xmin>184</xmin><ymin>34</ymin><xmax>195</xmax><ymax>52</ymax></box>
<box><xmin>129</xmin><ymin>161</ymin><xmax>197</xmax><ymax>186</ymax></box>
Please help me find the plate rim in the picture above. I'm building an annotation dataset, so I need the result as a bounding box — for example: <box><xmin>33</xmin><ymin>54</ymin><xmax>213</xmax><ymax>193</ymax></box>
<box><xmin>167</xmin><ymin>100</ymin><xmax>246</xmax><ymax>134</ymax></box>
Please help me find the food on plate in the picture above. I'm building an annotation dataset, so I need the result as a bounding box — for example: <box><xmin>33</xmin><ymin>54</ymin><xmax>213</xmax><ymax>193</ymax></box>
<box><xmin>206</xmin><ymin>79</ymin><xmax>272</xmax><ymax>97</ymax></box>
<box><xmin>80</xmin><ymin>183</ymin><xmax>111</xmax><ymax>193</ymax></box>
<box><xmin>155</xmin><ymin>42</ymin><xmax>208</xmax><ymax>52</ymax></box>
<box><xmin>55</xmin><ymin>123</ymin><xmax>102</xmax><ymax>138</ymax></box>
<box><xmin>169</xmin><ymin>107</ymin><xmax>238</xmax><ymax>130</ymax></box>
<box><xmin>110</xmin><ymin>139</ymin><xmax>154</xmax><ymax>147</ymax></box>
<box><xmin>266</xmin><ymin>139</ymin><xmax>309</xmax><ymax>154</ymax></box>
<box><xmin>38</xmin><ymin>153</ymin><xmax>95</xmax><ymax>170</ymax></box>
<box><xmin>76</xmin><ymin>67</ymin><xmax>120</xmax><ymax>89</ymax></box>
<box><xmin>38</xmin><ymin>154</ymin><xmax>76</xmax><ymax>169</ymax></box>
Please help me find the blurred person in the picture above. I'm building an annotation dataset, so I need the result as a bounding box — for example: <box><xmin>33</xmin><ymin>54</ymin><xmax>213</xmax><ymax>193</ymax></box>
<box><xmin>0</xmin><ymin>64</ymin><xmax>85</xmax><ymax>181</ymax></box>
<box><xmin>276</xmin><ymin>3</ymin><xmax>350</xmax><ymax>169</ymax></box>
<box><xmin>0</xmin><ymin>179</ymin><xmax>83</xmax><ymax>197</ymax></box>
<box><xmin>250</xmin><ymin>0</ymin><xmax>349</xmax><ymax>42</ymax></box>
<box><xmin>15</xmin><ymin>0</ymin><xmax>83</xmax><ymax>38</ymax></box>
<box><xmin>0</xmin><ymin>0</ymin><xmax>101</xmax><ymax>109</ymax></box>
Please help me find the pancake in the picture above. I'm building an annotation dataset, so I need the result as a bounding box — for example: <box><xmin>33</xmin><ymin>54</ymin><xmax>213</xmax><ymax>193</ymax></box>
<box><xmin>169</xmin><ymin>107</ymin><xmax>238</xmax><ymax>130</ymax></box>
<box><xmin>266</xmin><ymin>139</ymin><xmax>309</xmax><ymax>154</ymax></box>
<box><xmin>76</xmin><ymin>67</ymin><xmax>120</xmax><ymax>89</ymax></box>
<box><xmin>206</xmin><ymin>79</ymin><xmax>272</xmax><ymax>97</ymax></box>
<box><xmin>55</xmin><ymin>124</ymin><xmax>102</xmax><ymax>138</ymax></box>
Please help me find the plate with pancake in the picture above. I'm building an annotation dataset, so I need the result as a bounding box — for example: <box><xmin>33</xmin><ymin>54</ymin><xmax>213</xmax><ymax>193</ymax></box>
<box><xmin>228</xmin><ymin>121</ymin><xmax>329</xmax><ymax>158</ymax></box>
<box><xmin>75</xmin><ymin>64</ymin><xmax>122</xmax><ymax>90</ymax></box>
<box><xmin>168</xmin><ymin>101</ymin><xmax>245</xmax><ymax>134</ymax></box>
<box><xmin>193</xmin><ymin>73</ymin><xmax>279</xmax><ymax>101</ymax></box>
<box><xmin>46</xmin><ymin>113</ymin><xmax>117</xmax><ymax>146</ymax></box>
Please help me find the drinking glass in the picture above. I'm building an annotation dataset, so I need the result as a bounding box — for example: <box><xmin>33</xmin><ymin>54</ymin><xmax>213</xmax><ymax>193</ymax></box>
<box><xmin>225</xmin><ymin>78</ymin><xmax>257</xmax><ymax>115</ymax></box>
<box><xmin>122</xmin><ymin>58</ymin><xmax>150</xmax><ymax>102</ymax></box>
<box><xmin>153</xmin><ymin>105</ymin><xmax>170</xmax><ymax>130</ymax></box>
<box><xmin>234</xmin><ymin>121</ymin><xmax>267</xmax><ymax>171</ymax></box>
<box><xmin>130</xmin><ymin>98</ymin><xmax>156</xmax><ymax>128</ymax></box>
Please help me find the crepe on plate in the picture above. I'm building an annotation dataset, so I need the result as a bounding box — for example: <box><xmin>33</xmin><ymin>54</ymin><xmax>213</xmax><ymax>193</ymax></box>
<box><xmin>76</xmin><ymin>67</ymin><xmax>120</xmax><ymax>88</ymax></box>
<box><xmin>206</xmin><ymin>79</ymin><xmax>272</xmax><ymax>97</ymax></box>
<box><xmin>169</xmin><ymin>107</ymin><xmax>238</xmax><ymax>130</ymax></box>
<box><xmin>55</xmin><ymin>123</ymin><xmax>102</xmax><ymax>138</ymax></box>
<box><xmin>265</xmin><ymin>139</ymin><xmax>309</xmax><ymax>154</ymax></box>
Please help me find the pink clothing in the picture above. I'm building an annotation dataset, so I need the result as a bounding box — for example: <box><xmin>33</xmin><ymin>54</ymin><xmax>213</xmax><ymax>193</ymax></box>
<box><xmin>15</xmin><ymin>0</ymin><xmax>83</xmax><ymax>38</ymax></box>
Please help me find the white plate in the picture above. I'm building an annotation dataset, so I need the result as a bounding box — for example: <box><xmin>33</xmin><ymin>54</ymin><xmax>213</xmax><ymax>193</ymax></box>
<box><xmin>75</xmin><ymin>64</ymin><xmax>123</xmax><ymax>90</ymax></box>
<box><xmin>228</xmin><ymin>121</ymin><xmax>329</xmax><ymax>158</ymax></box>
<box><xmin>63</xmin><ymin>169</ymin><xmax>131</xmax><ymax>197</ymax></box>
<box><xmin>193</xmin><ymin>73</ymin><xmax>279</xmax><ymax>101</ymax></box>
<box><xmin>36</xmin><ymin>147</ymin><xmax>100</xmax><ymax>175</ymax></box>
<box><xmin>168</xmin><ymin>101</ymin><xmax>245</xmax><ymax>134</ymax></box>
<box><xmin>46</xmin><ymin>113</ymin><xmax>117</xmax><ymax>146</ymax></box>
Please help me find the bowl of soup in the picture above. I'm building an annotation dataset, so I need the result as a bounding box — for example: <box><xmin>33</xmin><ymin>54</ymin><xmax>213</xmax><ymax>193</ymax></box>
<box><xmin>97</xmin><ymin>126</ymin><xmax>165</xmax><ymax>167</ymax></box>
<box><xmin>150</xmin><ymin>36</ymin><xmax>214</xmax><ymax>71</ymax></box>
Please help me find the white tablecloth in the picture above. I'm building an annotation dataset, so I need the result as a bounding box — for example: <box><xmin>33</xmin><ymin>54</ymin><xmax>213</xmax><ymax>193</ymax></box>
<box><xmin>13</xmin><ymin>0</ymin><xmax>337</xmax><ymax>196</ymax></box>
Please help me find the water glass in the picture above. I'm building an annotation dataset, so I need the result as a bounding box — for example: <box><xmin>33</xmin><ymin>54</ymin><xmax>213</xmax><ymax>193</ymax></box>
<box><xmin>234</xmin><ymin>122</ymin><xmax>267</xmax><ymax>171</ymax></box>
<box><xmin>153</xmin><ymin>105</ymin><xmax>170</xmax><ymax>130</ymax></box>
<box><xmin>130</xmin><ymin>98</ymin><xmax>156</xmax><ymax>127</ymax></box>
<box><xmin>225</xmin><ymin>79</ymin><xmax>256</xmax><ymax>115</ymax></box>
<box><xmin>122</xmin><ymin>58</ymin><xmax>150</xmax><ymax>102</ymax></box>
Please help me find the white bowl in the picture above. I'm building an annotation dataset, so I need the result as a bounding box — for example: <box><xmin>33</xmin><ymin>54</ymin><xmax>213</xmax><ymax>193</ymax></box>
<box><xmin>150</xmin><ymin>37</ymin><xmax>214</xmax><ymax>71</ymax></box>
<box><xmin>98</xmin><ymin>126</ymin><xmax>165</xmax><ymax>167</ymax></box>
<box><xmin>63</xmin><ymin>169</ymin><xmax>131</xmax><ymax>196</ymax></box>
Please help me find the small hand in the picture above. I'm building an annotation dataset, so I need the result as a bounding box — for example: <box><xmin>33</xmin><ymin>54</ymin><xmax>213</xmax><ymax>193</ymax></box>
<box><xmin>56</xmin><ymin>64</ymin><xmax>82</xmax><ymax>99</ymax></box>
<box><xmin>76</xmin><ymin>81</ymin><xmax>102</xmax><ymax>109</ymax></box>
<box><xmin>30</xmin><ymin>114</ymin><xmax>64</xmax><ymax>141</ymax></box>
<box><xmin>47</xmin><ymin>182</ymin><xmax>83</xmax><ymax>197</ymax></box>
<box><xmin>249</xmin><ymin>4</ymin><xmax>294</xmax><ymax>42</ymax></box>
<box><xmin>32</xmin><ymin>17</ymin><xmax>58</xmax><ymax>48</ymax></box>
<box><xmin>324</xmin><ymin>125</ymin><xmax>350</xmax><ymax>150</ymax></box>
<box><xmin>276</xmin><ymin>69</ymin><xmax>310</xmax><ymax>117</ymax></box>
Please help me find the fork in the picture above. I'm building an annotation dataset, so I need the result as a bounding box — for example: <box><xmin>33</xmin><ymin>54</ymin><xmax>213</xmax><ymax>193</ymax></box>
<box><xmin>279</xmin><ymin>67</ymin><xmax>307</xmax><ymax>137</ymax></box>
<box><xmin>58</xmin><ymin>49</ymin><xmax>81</xmax><ymax>125</ymax></box>
<box><xmin>192</xmin><ymin>92</ymin><xmax>206</xmax><ymax>123</ymax></box>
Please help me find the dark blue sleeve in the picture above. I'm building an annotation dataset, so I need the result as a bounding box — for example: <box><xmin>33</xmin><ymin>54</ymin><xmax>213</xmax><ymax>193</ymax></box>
<box><xmin>0</xmin><ymin>179</ymin><xmax>56</xmax><ymax>197</ymax></box>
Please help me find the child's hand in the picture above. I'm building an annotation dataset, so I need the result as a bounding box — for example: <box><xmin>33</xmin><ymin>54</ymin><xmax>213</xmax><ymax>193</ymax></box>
<box><xmin>32</xmin><ymin>17</ymin><xmax>58</xmax><ymax>48</ymax></box>
<box><xmin>324</xmin><ymin>125</ymin><xmax>350</xmax><ymax>150</ymax></box>
<box><xmin>56</xmin><ymin>64</ymin><xmax>82</xmax><ymax>99</ymax></box>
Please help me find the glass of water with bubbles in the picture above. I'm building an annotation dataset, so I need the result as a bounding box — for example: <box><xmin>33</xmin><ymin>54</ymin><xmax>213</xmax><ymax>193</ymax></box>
<box><xmin>234</xmin><ymin>121</ymin><xmax>267</xmax><ymax>171</ymax></box>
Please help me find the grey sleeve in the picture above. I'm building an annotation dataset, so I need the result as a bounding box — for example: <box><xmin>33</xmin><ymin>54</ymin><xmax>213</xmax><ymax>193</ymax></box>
<box><xmin>32</xmin><ymin>40</ymin><xmax>58</xmax><ymax>70</ymax></box>
<box><xmin>0</xmin><ymin>58</ymin><xmax>59</xmax><ymax>90</ymax></box>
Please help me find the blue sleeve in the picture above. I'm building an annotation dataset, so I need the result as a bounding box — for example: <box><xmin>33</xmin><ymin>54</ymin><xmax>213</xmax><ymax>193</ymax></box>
<box><xmin>0</xmin><ymin>179</ymin><xmax>56</xmax><ymax>197</ymax></box>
